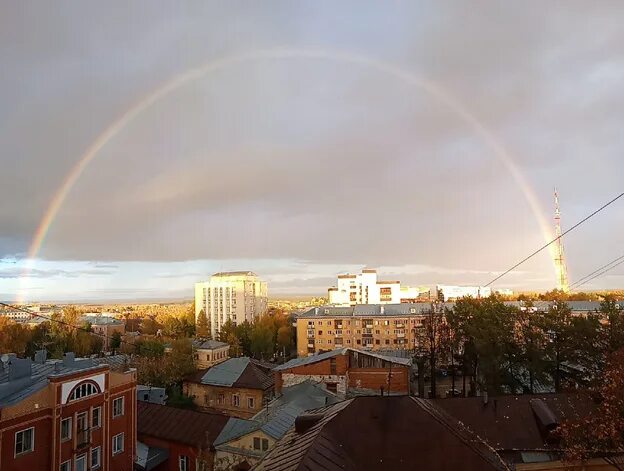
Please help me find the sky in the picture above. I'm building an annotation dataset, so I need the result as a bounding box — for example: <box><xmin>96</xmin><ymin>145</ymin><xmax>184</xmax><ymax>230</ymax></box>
<box><xmin>1</xmin><ymin>1</ymin><xmax>623</xmax><ymax>302</ymax></box>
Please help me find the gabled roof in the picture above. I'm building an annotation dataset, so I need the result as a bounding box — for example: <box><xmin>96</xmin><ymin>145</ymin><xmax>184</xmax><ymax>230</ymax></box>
<box><xmin>214</xmin><ymin>417</ymin><xmax>263</xmax><ymax>446</ymax></box>
<box><xmin>196</xmin><ymin>339</ymin><xmax>229</xmax><ymax>350</ymax></box>
<box><xmin>197</xmin><ymin>357</ymin><xmax>274</xmax><ymax>390</ymax></box>
<box><xmin>253</xmin><ymin>397</ymin><xmax>509</xmax><ymax>471</ymax></box>
<box><xmin>137</xmin><ymin>402</ymin><xmax>229</xmax><ymax>448</ymax></box>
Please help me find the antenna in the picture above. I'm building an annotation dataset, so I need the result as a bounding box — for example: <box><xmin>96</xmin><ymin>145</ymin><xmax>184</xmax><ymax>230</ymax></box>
<box><xmin>553</xmin><ymin>188</ymin><xmax>570</xmax><ymax>292</ymax></box>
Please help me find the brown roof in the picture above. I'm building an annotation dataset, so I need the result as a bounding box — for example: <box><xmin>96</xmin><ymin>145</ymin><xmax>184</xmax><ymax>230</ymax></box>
<box><xmin>433</xmin><ymin>393</ymin><xmax>594</xmax><ymax>451</ymax></box>
<box><xmin>253</xmin><ymin>396</ymin><xmax>508</xmax><ymax>471</ymax></box>
<box><xmin>137</xmin><ymin>402</ymin><xmax>229</xmax><ymax>449</ymax></box>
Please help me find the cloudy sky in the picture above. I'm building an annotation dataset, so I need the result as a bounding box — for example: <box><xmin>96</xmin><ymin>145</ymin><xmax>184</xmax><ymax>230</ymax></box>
<box><xmin>1</xmin><ymin>2</ymin><xmax>623</xmax><ymax>302</ymax></box>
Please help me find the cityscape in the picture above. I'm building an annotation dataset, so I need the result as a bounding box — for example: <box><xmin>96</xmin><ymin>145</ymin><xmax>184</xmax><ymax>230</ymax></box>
<box><xmin>1</xmin><ymin>2</ymin><xmax>624</xmax><ymax>471</ymax></box>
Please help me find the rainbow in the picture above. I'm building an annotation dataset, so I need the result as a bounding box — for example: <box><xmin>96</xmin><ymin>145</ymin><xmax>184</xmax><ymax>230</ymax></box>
<box><xmin>17</xmin><ymin>48</ymin><xmax>555</xmax><ymax>303</ymax></box>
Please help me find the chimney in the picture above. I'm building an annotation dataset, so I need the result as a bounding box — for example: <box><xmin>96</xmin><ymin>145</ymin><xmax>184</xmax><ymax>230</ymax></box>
<box><xmin>295</xmin><ymin>414</ymin><xmax>324</xmax><ymax>434</ymax></box>
<box><xmin>54</xmin><ymin>362</ymin><xmax>62</xmax><ymax>373</ymax></box>
<box><xmin>34</xmin><ymin>350</ymin><xmax>47</xmax><ymax>364</ymax></box>
<box><xmin>63</xmin><ymin>352</ymin><xmax>75</xmax><ymax>367</ymax></box>
<box><xmin>8</xmin><ymin>356</ymin><xmax>32</xmax><ymax>381</ymax></box>
<box><xmin>482</xmin><ymin>391</ymin><xmax>488</xmax><ymax>406</ymax></box>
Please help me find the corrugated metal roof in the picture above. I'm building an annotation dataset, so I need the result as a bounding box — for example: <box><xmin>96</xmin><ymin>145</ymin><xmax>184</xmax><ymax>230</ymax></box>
<box><xmin>199</xmin><ymin>357</ymin><xmax>274</xmax><ymax>390</ymax></box>
<box><xmin>273</xmin><ymin>349</ymin><xmax>346</xmax><ymax>371</ymax></box>
<box><xmin>214</xmin><ymin>417</ymin><xmax>262</xmax><ymax>446</ymax></box>
<box><xmin>196</xmin><ymin>339</ymin><xmax>229</xmax><ymax>350</ymax></box>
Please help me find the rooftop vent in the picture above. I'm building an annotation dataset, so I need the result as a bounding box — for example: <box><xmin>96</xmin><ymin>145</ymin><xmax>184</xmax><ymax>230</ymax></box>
<box><xmin>295</xmin><ymin>413</ymin><xmax>324</xmax><ymax>434</ymax></box>
<box><xmin>8</xmin><ymin>356</ymin><xmax>32</xmax><ymax>381</ymax></box>
<box><xmin>34</xmin><ymin>349</ymin><xmax>47</xmax><ymax>364</ymax></box>
<box><xmin>63</xmin><ymin>352</ymin><xmax>76</xmax><ymax>367</ymax></box>
<box><xmin>530</xmin><ymin>399</ymin><xmax>560</xmax><ymax>444</ymax></box>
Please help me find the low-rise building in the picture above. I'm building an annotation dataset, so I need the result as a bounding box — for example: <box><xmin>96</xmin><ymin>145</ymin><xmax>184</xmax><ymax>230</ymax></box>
<box><xmin>274</xmin><ymin>348</ymin><xmax>411</xmax><ymax>397</ymax></box>
<box><xmin>137</xmin><ymin>385</ymin><xmax>167</xmax><ymax>405</ymax></box>
<box><xmin>82</xmin><ymin>315</ymin><xmax>125</xmax><ymax>350</ymax></box>
<box><xmin>183</xmin><ymin>358</ymin><xmax>274</xmax><ymax>418</ymax></box>
<box><xmin>137</xmin><ymin>401</ymin><xmax>229</xmax><ymax>471</ymax></box>
<box><xmin>214</xmin><ymin>380</ymin><xmax>340</xmax><ymax>470</ymax></box>
<box><xmin>0</xmin><ymin>351</ymin><xmax>136</xmax><ymax>471</ymax></box>
<box><xmin>436</xmin><ymin>284</ymin><xmax>492</xmax><ymax>301</ymax></box>
<box><xmin>296</xmin><ymin>303</ymin><xmax>453</xmax><ymax>356</ymax></box>
<box><xmin>195</xmin><ymin>340</ymin><xmax>230</xmax><ymax>369</ymax></box>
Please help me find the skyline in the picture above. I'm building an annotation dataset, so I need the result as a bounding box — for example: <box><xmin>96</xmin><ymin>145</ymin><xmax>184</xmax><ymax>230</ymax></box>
<box><xmin>1</xmin><ymin>2</ymin><xmax>624</xmax><ymax>301</ymax></box>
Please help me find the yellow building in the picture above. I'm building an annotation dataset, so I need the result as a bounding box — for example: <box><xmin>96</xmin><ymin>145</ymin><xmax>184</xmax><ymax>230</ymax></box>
<box><xmin>295</xmin><ymin>303</ymin><xmax>450</xmax><ymax>356</ymax></box>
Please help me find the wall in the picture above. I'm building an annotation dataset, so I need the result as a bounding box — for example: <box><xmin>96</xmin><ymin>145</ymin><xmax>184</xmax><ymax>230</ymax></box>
<box><xmin>347</xmin><ymin>367</ymin><xmax>409</xmax><ymax>395</ymax></box>
<box><xmin>139</xmin><ymin>435</ymin><xmax>215</xmax><ymax>471</ymax></box>
<box><xmin>183</xmin><ymin>383</ymin><xmax>266</xmax><ymax>419</ymax></box>
<box><xmin>214</xmin><ymin>430</ymin><xmax>274</xmax><ymax>471</ymax></box>
<box><xmin>196</xmin><ymin>347</ymin><xmax>229</xmax><ymax>369</ymax></box>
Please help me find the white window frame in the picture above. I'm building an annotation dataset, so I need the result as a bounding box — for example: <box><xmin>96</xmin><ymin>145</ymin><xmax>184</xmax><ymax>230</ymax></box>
<box><xmin>179</xmin><ymin>455</ymin><xmax>189</xmax><ymax>471</ymax></box>
<box><xmin>92</xmin><ymin>406</ymin><xmax>102</xmax><ymax>429</ymax></box>
<box><xmin>247</xmin><ymin>397</ymin><xmax>255</xmax><ymax>409</ymax></box>
<box><xmin>14</xmin><ymin>427</ymin><xmax>34</xmax><ymax>456</ymax></box>
<box><xmin>60</xmin><ymin>460</ymin><xmax>71</xmax><ymax>471</ymax></box>
<box><xmin>61</xmin><ymin>417</ymin><xmax>72</xmax><ymax>442</ymax></box>
<box><xmin>112</xmin><ymin>396</ymin><xmax>124</xmax><ymax>418</ymax></box>
<box><xmin>91</xmin><ymin>446</ymin><xmax>101</xmax><ymax>469</ymax></box>
<box><xmin>112</xmin><ymin>433</ymin><xmax>124</xmax><ymax>455</ymax></box>
<box><xmin>232</xmin><ymin>394</ymin><xmax>240</xmax><ymax>407</ymax></box>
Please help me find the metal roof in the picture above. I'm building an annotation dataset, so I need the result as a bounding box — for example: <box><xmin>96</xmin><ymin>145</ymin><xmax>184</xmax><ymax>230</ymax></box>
<box><xmin>196</xmin><ymin>339</ymin><xmax>229</xmax><ymax>350</ymax></box>
<box><xmin>273</xmin><ymin>348</ymin><xmax>411</xmax><ymax>372</ymax></box>
<box><xmin>214</xmin><ymin>417</ymin><xmax>263</xmax><ymax>446</ymax></box>
<box><xmin>199</xmin><ymin>357</ymin><xmax>274</xmax><ymax>390</ymax></box>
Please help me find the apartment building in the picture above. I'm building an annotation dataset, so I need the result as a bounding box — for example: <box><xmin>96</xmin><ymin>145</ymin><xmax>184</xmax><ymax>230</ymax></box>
<box><xmin>194</xmin><ymin>272</ymin><xmax>268</xmax><ymax>339</ymax></box>
<box><xmin>0</xmin><ymin>351</ymin><xmax>136</xmax><ymax>471</ymax></box>
<box><xmin>296</xmin><ymin>303</ymin><xmax>452</xmax><ymax>356</ymax></box>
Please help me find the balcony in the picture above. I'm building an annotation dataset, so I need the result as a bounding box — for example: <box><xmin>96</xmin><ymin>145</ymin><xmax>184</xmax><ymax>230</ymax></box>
<box><xmin>335</xmin><ymin>330</ymin><xmax>343</xmax><ymax>337</ymax></box>
<box><xmin>395</xmin><ymin>323</ymin><xmax>405</xmax><ymax>328</ymax></box>
<box><xmin>397</xmin><ymin>333</ymin><xmax>405</xmax><ymax>338</ymax></box>
<box><xmin>308</xmin><ymin>343</ymin><xmax>314</xmax><ymax>348</ymax></box>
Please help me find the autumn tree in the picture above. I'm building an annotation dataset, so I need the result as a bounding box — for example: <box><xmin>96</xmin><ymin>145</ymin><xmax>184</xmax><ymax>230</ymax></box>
<box><xmin>196</xmin><ymin>309</ymin><xmax>209</xmax><ymax>338</ymax></box>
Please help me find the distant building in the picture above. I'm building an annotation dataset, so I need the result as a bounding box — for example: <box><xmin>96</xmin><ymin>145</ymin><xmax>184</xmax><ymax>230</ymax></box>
<box><xmin>0</xmin><ymin>351</ymin><xmax>136</xmax><ymax>471</ymax></box>
<box><xmin>183</xmin><ymin>357</ymin><xmax>275</xmax><ymax>419</ymax></box>
<box><xmin>274</xmin><ymin>348</ymin><xmax>411</xmax><ymax>397</ymax></box>
<box><xmin>137</xmin><ymin>385</ymin><xmax>167</xmax><ymax>405</ymax></box>
<box><xmin>436</xmin><ymin>284</ymin><xmax>492</xmax><ymax>301</ymax></box>
<box><xmin>195</xmin><ymin>340</ymin><xmax>230</xmax><ymax>369</ymax></box>
<box><xmin>295</xmin><ymin>303</ymin><xmax>453</xmax><ymax>356</ymax></box>
<box><xmin>137</xmin><ymin>402</ymin><xmax>229</xmax><ymax>471</ymax></box>
<box><xmin>82</xmin><ymin>315</ymin><xmax>125</xmax><ymax>350</ymax></box>
<box><xmin>327</xmin><ymin>269</ymin><xmax>402</xmax><ymax>305</ymax></box>
<box><xmin>213</xmin><ymin>381</ymin><xmax>340</xmax><ymax>471</ymax></box>
<box><xmin>195</xmin><ymin>272</ymin><xmax>268</xmax><ymax>339</ymax></box>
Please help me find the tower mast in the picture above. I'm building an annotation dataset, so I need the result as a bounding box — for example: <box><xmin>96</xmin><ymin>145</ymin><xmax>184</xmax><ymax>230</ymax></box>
<box><xmin>553</xmin><ymin>188</ymin><xmax>569</xmax><ymax>292</ymax></box>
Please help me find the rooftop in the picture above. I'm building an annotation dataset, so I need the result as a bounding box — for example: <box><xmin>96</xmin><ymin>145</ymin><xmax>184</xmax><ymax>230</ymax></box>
<box><xmin>273</xmin><ymin>348</ymin><xmax>411</xmax><ymax>372</ymax></box>
<box><xmin>137</xmin><ymin>401</ymin><xmax>229</xmax><ymax>448</ymax></box>
<box><xmin>253</xmin><ymin>396</ymin><xmax>509</xmax><ymax>471</ymax></box>
<box><xmin>195</xmin><ymin>339</ymin><xmax>229</xmax><ymax>350</ymax></box>
<box><xmin>191</xmin><ymin>357</ymin><xmax>274</xmax><ymax>390</ymax></box>
<box><xmin>212</xmin><ymin>271</ymin><xmax>258</xmax><ymax>277</ymax></box>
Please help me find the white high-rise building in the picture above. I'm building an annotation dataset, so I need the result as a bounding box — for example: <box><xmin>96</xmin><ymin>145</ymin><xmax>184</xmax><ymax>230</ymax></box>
<box><xmin>436</xmin><ymin>285</ymin><xmax>492</xmax><ymax>301</ymax></box>
<box><xmin>327</xmin><ymin>269</ymin><xmax>402</xmax><ymax>306</ymax></box>
<box><xmin>195</xmin><ymin>271</ymin><xmax>268</xmax><ymax>338</ymax></box>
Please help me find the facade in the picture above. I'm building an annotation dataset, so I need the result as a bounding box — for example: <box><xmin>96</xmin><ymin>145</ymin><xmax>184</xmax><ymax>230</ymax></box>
<box><xmin>0</xmin><ymin>351</ymin><xmax>136</xmax><ymax>471</ymax></box>
<box><xmin>82</xmin><ymin>315</ymin><xmax>125</xmax><ymax>350</ymax></box>
<box><xmin>194</xmin><ymin>272</ymin><xmax>268</xmax><ymax>339</ymax></box>
<box><xmin>295</xmin><ymin>303</ymin><xmax>452</xmax><ymax>356</ymax></box>
<box><xmin>436</xmin><ymin>284</ymin><xmax>492</xmax><ymax>301</ymax></box>
<box><xmin>195</xmin><ymin>340</ymin><xmax>230</xmax><ymax>369</ymax></box>
<box><xmin>274</xmin><ymin>348</ymin><xmax>410</xmax><ymax>397</ymax></box>
<box><xmin>137</xmin><ymin>401</ymin><xmax>229</xmax><ymax>471</ymax></box>
<box><xmin>183</xmin><ymin>358</ymin><xmax>274</xmax><ymax>419</ymax></box>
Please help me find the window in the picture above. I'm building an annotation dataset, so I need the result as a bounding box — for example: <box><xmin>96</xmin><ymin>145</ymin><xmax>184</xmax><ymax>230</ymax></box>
<box><xmin>232</xmin><ymin>394</ymin><xmax>240</xmax><ymax>407</ymax></box>
<box><xmin>15</xmin><ymin>427</ymin><xmax>34</xmax><ymax>456</ymax></box>
<box><xmin>75</xmin><ymin>454</ymin><xmax>86</xmax><ymax>471</ymax></box>
<box><xmin>91</xmin><ymin>446</ymin><xmax>101</xmax><ymax>469</ymax></box>
<box><xmin>113</xmin><ymin>397</ymin><xmax>124</xmax><ymax>417</ymax></box>
<box><xmin>330</xmin><ymin>358</ymin><xmax>337</xmax><ymax>375</ymax></box>
<box><xmin>217</xmin><ymin>393</ymin><xmax>224</xmax><ymax>405</ymax></box>
<box><xmin>92</xmin><ymin>406</ymin><xmax>101</xmax><ymax>428</ymax></box>
<box><xmin>317</xmin><ymin>330</ymin><xmax>322</xmax><ymax>335</ymax></box>
<box><xmin>76</xmin><ymin>412</ymin><xmax>88</xmax><ymax>447</ymax></box>
<box><xmin>179</xmin><ymin>455</ymin><xmax>189</xmax><ymax>471</ymax></box>
<box><xmin>112</xmin><ymin>433</ymin><xmax>124</xmax><ymax>455</ymax></box>
<box><xmin>61</xmin><ymin>417</ymin><xmax>72</xmax><ymax>441</ymax></box>
<box><xmin>60</xmin><ymin>460</ymin><xmax>71</xmax><ymax>471</ymax></box>
<box><xmin>262</xmin><ymin>439</ymin><xmax>269</xmax><ymax>451</ymax></box>
<box><xmin>248</xmin><ymin>397</ymin><xmax>255</xmax><ymax>409</ymax></box>
<box><xmin>69</xmin><ymin>382</ymin><xmax>99</xmax><ymax>401</ymax></box>
<box><xmin>253</xmin><ymin>437</ymin><xmax>261</xmax><ymax>450</ymax></box>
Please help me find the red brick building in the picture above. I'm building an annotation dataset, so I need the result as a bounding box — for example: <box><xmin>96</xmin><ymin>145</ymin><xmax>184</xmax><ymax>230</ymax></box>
<box><xmin>137</xmin><ymin>401</ymin><xmax>229</xmax><ymax>471</ymax></box>
<box><xmin>0</xmin><ymin>351</ymin><xmax>136</xmax><ymax>471</ymax></box>
<box><xmin>273</xmin><ymin>348</ymin><xmax>411</xmax><ymax>396</ymax></box>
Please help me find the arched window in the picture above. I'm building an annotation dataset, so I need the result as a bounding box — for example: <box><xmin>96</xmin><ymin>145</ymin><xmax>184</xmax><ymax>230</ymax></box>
<box><xmin>68</xmin><ymin>381</ymin><xmax>100</xmax><ymax>401</ymax></box>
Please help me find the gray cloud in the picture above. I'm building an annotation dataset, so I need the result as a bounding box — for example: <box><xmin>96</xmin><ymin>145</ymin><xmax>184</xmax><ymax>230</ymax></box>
<box><xmin>1</xmin><ymin>1</ymin><xmax>623</xmax><ymax>294</ymax></box>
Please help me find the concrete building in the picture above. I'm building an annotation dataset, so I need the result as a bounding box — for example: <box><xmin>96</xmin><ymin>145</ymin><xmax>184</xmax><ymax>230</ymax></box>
<box><xmin>295</xmin><ymin>303</ymin><xmax>453</xmax><ymax>356</ymax></box>
<box><xmin>194</xmin><ymin>340</ymin><xmax>230</xmax><ymax>369</ymax></box>
<box><xmin>0</xmin><ymin>351</ymin><xmax>136</xmax><ymax>471</ymax></box>
<box><xmin>327</xmin><ymin>269</ymin><xmax>402</xmax><ymax>306</ymax></box>
<box><xmin>436</xmin><ymin>284</ymin><xmax>492</xmax><ymax>301</ymax></box>
<box><xmin>274</xmin><ymin>348</ymin><xmax>411</xmax><ymax>397</ymax></box>
<box><xmin>82</xmin><ymin>315</ymin><xmax>125</xmax><ymax>351</ymax></box>
<box><xmin>183</xmin><ymin>358</ymin><xmax>274</xmax><ymax>419</ymax></box>
<box><xmin>194</xmin><ymin>272</ymin><xmax>268</xmax><ymax>339</ymax></box>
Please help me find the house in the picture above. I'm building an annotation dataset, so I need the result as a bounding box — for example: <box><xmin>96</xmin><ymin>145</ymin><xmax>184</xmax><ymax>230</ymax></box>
<box><xmin>0</xmin><ymin>351</ymin><xmax>136</xmax><ymax>471</ymax></box>
<box><xmin>183</xmin><ymin>357</ymin><xmax>274</xmax><ymax>418</ymax></box>
<box><xmin>434</xmin><ymin>393</ymin><xmax>621</xmax><ymax>470</ymax></box>
<box><xmin>82</xmin><ymin>315</ymin><xmax>125</xmax><ymax>351</ymax></box>
<box><xmin>252</xmin><ymin>396</ymin><xmax>510</xmax><ymax>470</ymax></box>
<box><xmin>213</xmin><ymin>381</ymin><xmax>341</xmax><ymax>470</ymax></box>
<box><xmin>195</xmin><ymin>340</ymin><xmax>230</xmax><ymax>369</ymax></box>
<box><xmin>137</xmin><ymin>401</ymin><xmax>229</xmax><ymax>471</ymax></box>
<box><xmin>273</xmin><ymin>348</ymin><xmax>411</xmax><ymax>396</ymax></box>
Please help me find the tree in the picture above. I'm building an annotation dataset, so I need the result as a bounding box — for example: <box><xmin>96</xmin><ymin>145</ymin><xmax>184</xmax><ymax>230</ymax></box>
<box><xmin>599</xmin><ymin>295</ymin><xmax>624</xmax><ymax>355</ymax></box>
<box><xmin>235</xmin><ymin>321</ymin><xmax>253</xmax><ymax>356</ymax></box>
<box><xmin>196</xmin><ymin>309</ymin><xmax>209</xmax><ymax>338</ymax></box>
<box><xmin>414</xmin><ymin>305</ymin><xmax>446</xmax><ymax>398</ymax></box>
<box><xmin>250</xmin><ymin>322</ymin><xmax>274</xmax><ymax>360</ymax></box>
<box><xmin>110</xmin><ymin>331</ymin><xmax>122</xmax><ymax>351</ymax></box>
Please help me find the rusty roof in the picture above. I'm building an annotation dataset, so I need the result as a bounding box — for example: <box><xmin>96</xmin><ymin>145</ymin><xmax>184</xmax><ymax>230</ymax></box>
<box><xmin>253</xmin><ymin>396</ymin><xmax>509</xmax><ymax>471</ymax></box>
<box><xmin>137</xmin><ymin>402</ymin><xmax>229</xmax><ymax>449</ymax></box>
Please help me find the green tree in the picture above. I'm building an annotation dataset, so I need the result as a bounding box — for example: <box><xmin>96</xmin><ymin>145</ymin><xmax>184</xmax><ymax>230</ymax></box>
<box><xmin>110</xmin><ymin>331</ymin><xmax>122</xmax><ymax>351</ymax></box>
<box><xmin>250</xmin><ymin>322</ymin><xmax>274</xmax><ymax>360</ymax></box>
<box><xmin>196</xmin><ymin>309</ymin><xmax>209</xmax><ymax>338</ymax></box>
<box><xmin>235</xmin><ymin>321</ymin><xmax>253</xmax><ymax>356</ymax></box>
<box><xmin>599</xmin><ymin>295</ymin><xmax>624</xmax><ymax>355</ymax></box>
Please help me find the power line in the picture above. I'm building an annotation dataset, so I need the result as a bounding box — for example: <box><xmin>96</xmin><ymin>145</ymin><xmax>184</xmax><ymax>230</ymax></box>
<box><xmin>570</xmin><ymin>254</ymin><xmax>624</xmax><ymax>289</ymax></box>
<box><xmin>570</xmin><ymin>257</ymin><xmax>624</xmax><ymax>290</ymax></box>
<box><xmin>485</xmin><ymin>192</ymin><xmax>624</xmax><ymax>287</ymax></box>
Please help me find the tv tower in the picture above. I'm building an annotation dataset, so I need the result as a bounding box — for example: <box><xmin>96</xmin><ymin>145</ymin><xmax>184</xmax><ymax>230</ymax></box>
<box><xmin>553</xmin><ymin>188</ymin><xmax>569</xmax><ymax>292</ymax></box>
